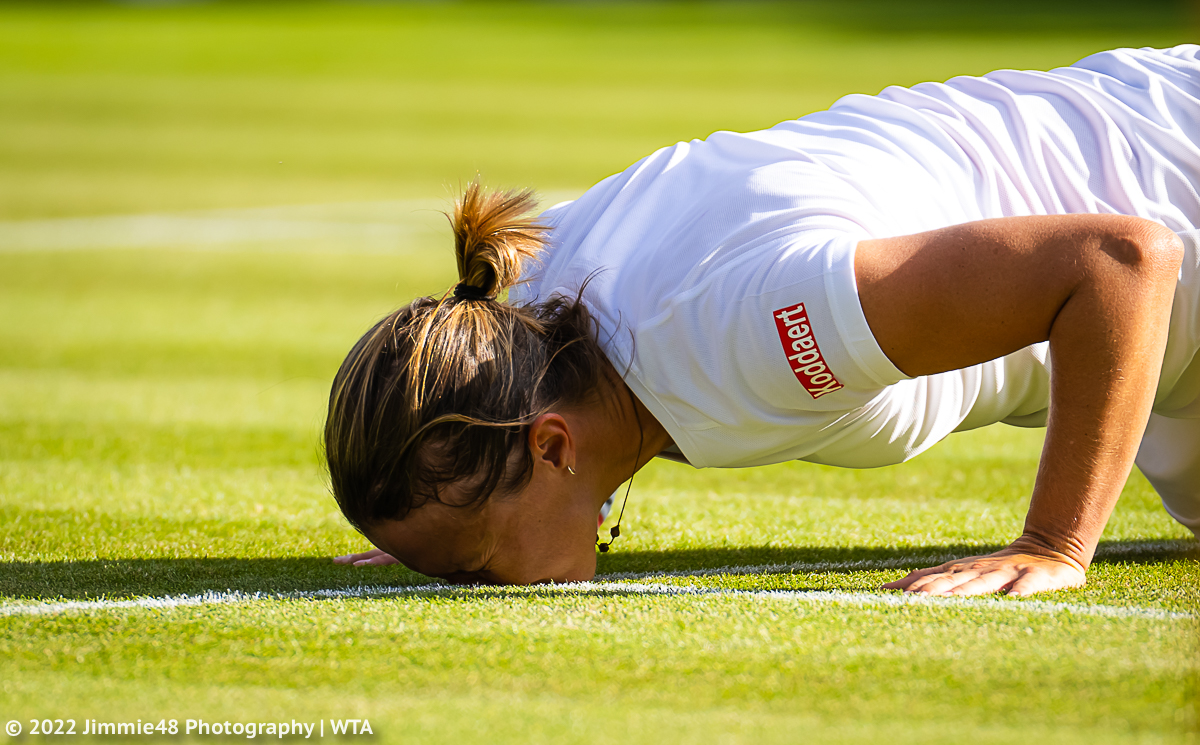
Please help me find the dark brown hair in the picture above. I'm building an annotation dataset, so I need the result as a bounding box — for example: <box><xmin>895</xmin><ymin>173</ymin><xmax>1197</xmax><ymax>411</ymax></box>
<box><xmin>324</xmin><ymin>182</ymin><xmax>610</xmax><ymax>533</ymax></box>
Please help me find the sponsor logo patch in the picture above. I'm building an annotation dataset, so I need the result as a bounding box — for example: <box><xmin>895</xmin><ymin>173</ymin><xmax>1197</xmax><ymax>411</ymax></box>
<box><xmin>773</xmin><ymin>303</ymin><xmax>844</xmax><ymax>399</ymax></box>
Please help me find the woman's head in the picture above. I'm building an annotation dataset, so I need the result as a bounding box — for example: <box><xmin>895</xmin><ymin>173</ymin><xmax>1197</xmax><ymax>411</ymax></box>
<box><xmin>324</xmin><ymin>182</ymin><xmax>614</xmax><ymax>583</ymax></box>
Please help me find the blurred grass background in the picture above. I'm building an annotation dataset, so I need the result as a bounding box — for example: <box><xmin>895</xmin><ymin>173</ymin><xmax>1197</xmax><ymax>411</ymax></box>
<box><xmin>1</xmin><ymin>3</ymin><xmax>1197</xmax><ymax>743</ymax></box>
<box><xmin>0</xmin><ymin>0</ymin><xmax>1191</xmax><ymax>218</ymax></box>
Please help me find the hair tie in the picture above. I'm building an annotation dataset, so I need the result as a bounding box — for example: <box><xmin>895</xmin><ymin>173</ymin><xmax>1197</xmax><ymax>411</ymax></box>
<box><xmin>452</xmin><ymin>283</ymin><xmax>490</xmax><ymax>301</ymax></box>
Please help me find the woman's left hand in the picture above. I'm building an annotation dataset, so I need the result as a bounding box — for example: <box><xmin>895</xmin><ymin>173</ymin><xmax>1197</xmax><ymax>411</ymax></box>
<box><xmin>882</xmin><ymin>544</ymin><xmax>1086</xmax><ymax>597</ymax></box>
<box><xmin>333</xmin><ymin>548</ymin><xmax>399</xmax><ymax>567</ymax></box>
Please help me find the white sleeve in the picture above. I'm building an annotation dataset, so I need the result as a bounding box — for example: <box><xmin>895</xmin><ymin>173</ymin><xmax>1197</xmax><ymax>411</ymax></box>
<box><xmin>622</xmin><ymin>232</ymin><xmax>910</xmax><ymax>468</ymax></box>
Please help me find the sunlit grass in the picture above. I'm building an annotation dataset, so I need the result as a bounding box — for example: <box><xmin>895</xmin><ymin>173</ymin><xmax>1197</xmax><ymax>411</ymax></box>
<box><xmin>1</xmin><ymin>3</ymin><xmax>1196</xmax><ymax>743</ymax></box>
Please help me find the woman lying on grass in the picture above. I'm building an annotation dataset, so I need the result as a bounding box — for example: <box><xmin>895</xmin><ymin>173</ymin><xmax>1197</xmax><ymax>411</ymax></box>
<box><xmin>327</xmin><ymin>45</ymin><xmax>1200</xmax><ymax>595</ymax></box>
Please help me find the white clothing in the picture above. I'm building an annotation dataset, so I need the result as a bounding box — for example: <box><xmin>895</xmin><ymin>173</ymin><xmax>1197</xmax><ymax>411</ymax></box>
<box><xmin>1139</xmin><ymin>230</ymin><xmax>1200</xmax><ymax>536</ymax></box>
<box><xmin>1139</xmin><ymin>414</ymin><xmax>1200</xmax><ymax>535</ymax></box>
<box><xmin>509</xmin><ymin>46</ymin><xmax>1200</xmax><ymax>525</ymax></box>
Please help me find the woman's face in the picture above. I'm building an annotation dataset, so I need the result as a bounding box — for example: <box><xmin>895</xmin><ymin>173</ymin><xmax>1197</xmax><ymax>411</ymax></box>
<box><xmin>366</xmin><ymin>397</ymin><xmax>672</xmax><ymax>585</ymax></box>
<box><xmin>367</xmin><ymin>438</ymin><xmax>603</xmax><ymax>585</ymax></box>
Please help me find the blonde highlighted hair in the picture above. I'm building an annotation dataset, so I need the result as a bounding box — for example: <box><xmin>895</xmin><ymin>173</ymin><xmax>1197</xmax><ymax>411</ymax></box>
<box><xmin>324</xmin><ymin>181</ymin><xmax>609</xmax><ymax>531</ymax></box>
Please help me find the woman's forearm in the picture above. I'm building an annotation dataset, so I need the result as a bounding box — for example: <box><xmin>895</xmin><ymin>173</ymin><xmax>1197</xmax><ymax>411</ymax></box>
<box><xmin>858</xmin><ymin>214</ymin><xmax>1184</xmax><ymax>594</ymax></box>
<box><xmin>1019</xmin><ymin>223</ymin><xmax>1182</xmax><ymax>569</ymax></box>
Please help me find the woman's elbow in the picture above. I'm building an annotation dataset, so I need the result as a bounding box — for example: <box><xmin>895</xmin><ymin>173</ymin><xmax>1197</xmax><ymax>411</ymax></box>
<box><xmin>1104</xmin><ymin>218</ymin><xmax>1185</xmax><ymax>280</ymax></box>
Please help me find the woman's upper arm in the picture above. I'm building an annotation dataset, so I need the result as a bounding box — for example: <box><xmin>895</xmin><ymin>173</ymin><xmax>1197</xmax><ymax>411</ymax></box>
<box><xmin>854</xmin><ymin>214</ymin><xmax>1182</xmax><ymax>378</ymax></box>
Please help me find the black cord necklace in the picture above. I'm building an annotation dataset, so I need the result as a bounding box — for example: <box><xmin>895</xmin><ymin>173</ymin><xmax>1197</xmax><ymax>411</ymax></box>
<box><xmin>597</xmin><ymin>385</ymin><xmax>644</xmax><ymax>553</ymax></box>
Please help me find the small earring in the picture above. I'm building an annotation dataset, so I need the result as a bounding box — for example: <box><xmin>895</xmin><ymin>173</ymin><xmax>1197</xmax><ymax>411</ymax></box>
<box><xmin>567</xmin><ymin>465</ymin><xmax>577</xmax><ymax>476</ymax></box>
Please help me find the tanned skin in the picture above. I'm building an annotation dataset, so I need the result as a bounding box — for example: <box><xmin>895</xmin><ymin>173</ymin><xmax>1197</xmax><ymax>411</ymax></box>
<box><xmin>338</xmin><ymin>214</ymin><xmax>1184</xmax><ymax>596</ymax></box>
<box><xmin>860</xmin><ymin>214</ymin><xmax>1183</xmax><ymax>595</ymax></box>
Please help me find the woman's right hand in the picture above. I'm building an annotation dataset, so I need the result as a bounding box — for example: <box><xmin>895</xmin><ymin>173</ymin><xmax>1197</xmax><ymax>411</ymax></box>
<box><xmin>333</xmin><ymin>548</ymin><xmax>399</xmax><ymax>567</ymax></box>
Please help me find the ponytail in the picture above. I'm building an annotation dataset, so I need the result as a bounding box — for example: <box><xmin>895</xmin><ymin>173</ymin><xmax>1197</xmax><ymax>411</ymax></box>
<box><xmin>451</xmin><ymin>181</ymin><xmax>544</xmax><ymax>300</ymax></box>
<box><xmin>325</xmin><ymin>180</ymin><xmax>609</xmax><ymax>532</ymax></box>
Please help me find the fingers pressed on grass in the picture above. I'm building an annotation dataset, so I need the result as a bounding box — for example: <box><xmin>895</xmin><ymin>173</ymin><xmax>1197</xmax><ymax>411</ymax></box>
<box><xmin>353</xmin><ymin>553</ymin><xmax>399</xmax><ymax>567</ymax></box>
<box><xmin>1008</xmin><ymin>575</ymin><xmax>1043</xmax><ymax>597</ymax></box>
<box><xmin>888</xmin><ymin>568</ymin><xmax>931</xmax><ymax>587</ymax></box>
<box><xmin>335</xmin><ymin>549</ymin><xmax>396</xmax><ymax>566</ymax></box>
<box><xmin>911</xmin><ymin>565</ymin><xmax>1015</xmax><ymax>595</ymax></box>
<box><xmin>1009</xmin><ymin>571</ymin><xmax>1080</xmax><ymax>597</ymax></box>
<box><xmin>882</xmin><ymin>565</ymin><xmax>948</xmax><ymax>589</ymax></box>
<box><xmin>946</xmin><ymin>573</ymin><xmax>1016</xmax><ymax>596</ymax></box>
<box><xmin>903</xmin><ymin>565</ymin><xmax>977</xmax><ymax>591</ymax></box>
<box><xmin>903</xmin><ymin>573</ymin><xmax>970</xmax><ymax>595</ymax></box>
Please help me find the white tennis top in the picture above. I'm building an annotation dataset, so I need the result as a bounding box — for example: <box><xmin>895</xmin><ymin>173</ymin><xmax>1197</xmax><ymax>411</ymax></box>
<box><xmin>508</xmin><ymin>45</ymin><xmax>1200</xmax><ymax>472</ymax></box>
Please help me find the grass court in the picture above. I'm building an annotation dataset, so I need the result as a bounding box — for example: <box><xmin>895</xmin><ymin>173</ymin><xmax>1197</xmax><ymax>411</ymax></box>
<box><xmin>0</xmin><ymin>2</ymin><xmax>1197</xmax><ymax>743</ymax></box>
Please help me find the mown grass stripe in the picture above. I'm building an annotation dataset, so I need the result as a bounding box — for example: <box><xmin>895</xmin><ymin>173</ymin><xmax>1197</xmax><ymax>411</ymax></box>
<box><xmin>0</xmin><ymin>195</ymin><xmax>580</xmax><ymax>252</ymax></box>
<box><xmin>0</xmin><ymin>202</ymin><xmax>428</xmax><ymax>252</ymax></box>
<box><xmin>2</xmin><ymin>580</ymin><xmax>1191</xmax><ymax>621</ymax></box>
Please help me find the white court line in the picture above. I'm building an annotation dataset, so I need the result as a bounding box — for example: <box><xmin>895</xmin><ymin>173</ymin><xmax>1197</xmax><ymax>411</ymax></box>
<box><xmin>2</xmin><ymin>543</ymin><xmax>1194</xmax><ymax>619</ymax></box>
<box><xmin>1</xmin><ymin>579</ymin><xmax>1192</xmax><ymax>621</ymax></box>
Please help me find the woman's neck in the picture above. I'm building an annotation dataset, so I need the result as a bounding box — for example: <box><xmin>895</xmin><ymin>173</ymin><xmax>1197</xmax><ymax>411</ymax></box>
<box><xmin>573</xmin><ymin>368</ymin><xmax>674</xmax><ymax>507</ymax></box>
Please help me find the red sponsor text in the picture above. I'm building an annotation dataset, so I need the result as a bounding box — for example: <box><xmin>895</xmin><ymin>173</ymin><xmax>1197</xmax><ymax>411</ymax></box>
<box><xmin>773</xmin><ymin>303</ymin><xmax>844</xmax><ymax>399</ymax></box>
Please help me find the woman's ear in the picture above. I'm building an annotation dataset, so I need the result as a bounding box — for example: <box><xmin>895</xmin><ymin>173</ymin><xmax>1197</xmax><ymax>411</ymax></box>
<box><xmin>527</xmin><ymin>413</ymin><xmax>575</xmax><ymax>473</ymax></box>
